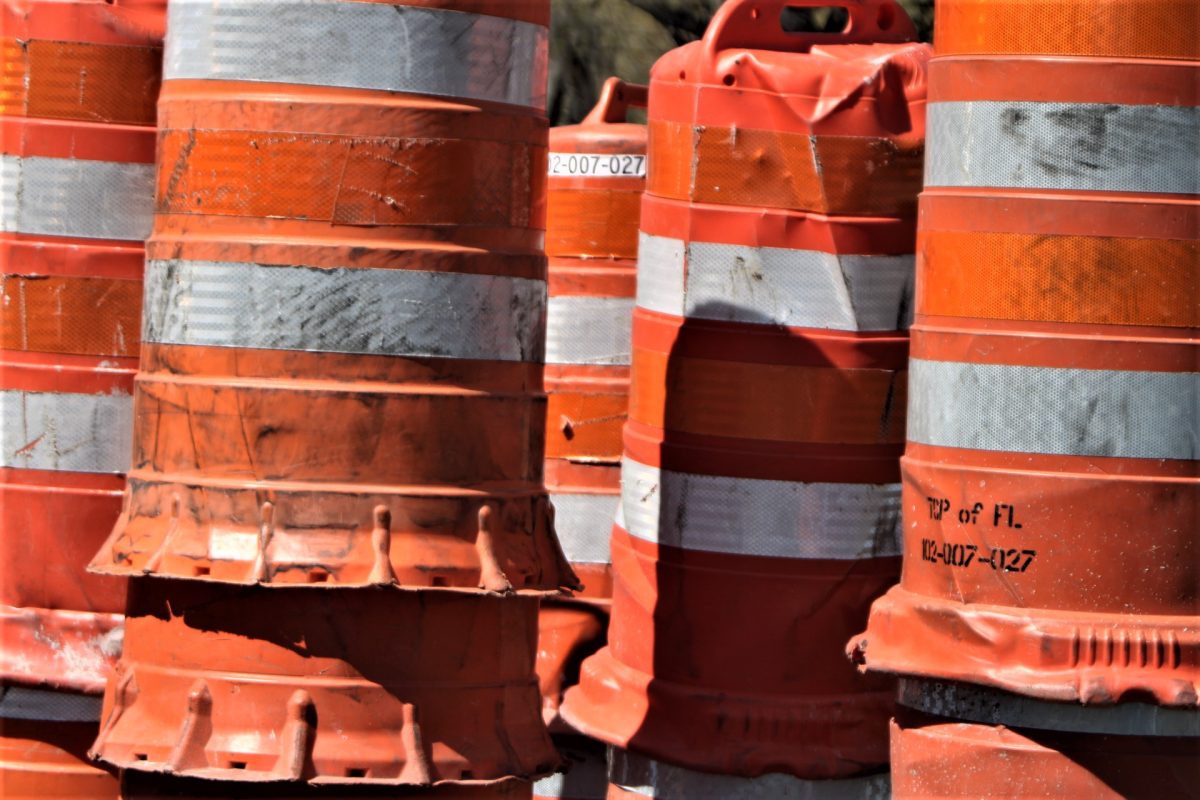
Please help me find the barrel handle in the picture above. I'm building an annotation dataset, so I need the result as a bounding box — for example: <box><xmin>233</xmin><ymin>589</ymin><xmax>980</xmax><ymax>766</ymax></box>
<box><xmin>703</xmin><ymin>0</ymin><xmax>916</xmax><ymax>57</ymax></box>
<box><xmin>582</xmin><ymin>77</ymin><xmax>650</xmax><ymax>125</ymax></box>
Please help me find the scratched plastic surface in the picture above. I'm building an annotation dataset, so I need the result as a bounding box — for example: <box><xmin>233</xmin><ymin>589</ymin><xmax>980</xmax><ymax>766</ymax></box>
<box><xmin>86</xmin><ymin>0</ymin><xmax>580</xmax><ymax>594</ymax></box>
<box><xmin>560</xmin><ymin>0</ymin><xmax>930</xmax><ymax>779</ymax></box>
<box><xmin>0</xmin><ymin>0</ymin><xmax>163</xmax><ymax>694</ymax></box>
<box><xmin>849</xmin><ymin>0</ymin><xmax>1200</xmax><ymax>707</ymax></box>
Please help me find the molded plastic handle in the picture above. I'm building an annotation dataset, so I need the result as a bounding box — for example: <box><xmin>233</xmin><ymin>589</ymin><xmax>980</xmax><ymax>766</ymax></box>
<box><xmin>583</xmin><ymin>77</ymin><xmax>650</xmax><ymax>125</ymax></box>
<box><xmin>704</xmin><ymin>0</ymin><xmax>916</xmax><ymax>56</ymax></box>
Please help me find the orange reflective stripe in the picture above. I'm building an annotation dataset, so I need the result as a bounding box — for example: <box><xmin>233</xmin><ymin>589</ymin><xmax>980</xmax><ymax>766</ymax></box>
<box><xmin>156</xmin><ymin>129</ymin><xmax>545</xmax><ymax>229</ymax></box>
<box><xmin>0</xmin><ymin>275</ymin><xmax>141</xmax><ymax>357</ymax></box>
<box><xmin>629</xmin><ymin>348</ymin><xmax>906</xmax><ymax>445</ymax></box>
<box><xmin>546</xmin><ymin>188</ymin><xmax>641</xmax><ymax>259</ymax></box>
<box><xmin>918</xmin><ymin>230</ymin><xmax>1199</xmax><ymax>328</ymax></box>
<box><xmin>0</xmin><ymin>39</ymin><xmax>160</xmax><ymax>124</ymax></box>
<box><xmin>933</xmin><ymin>0</ymin><xmax>1200</xmax><ymax>60</ymax></box>
<box><xmin>647</xmin><ymin>119</ymin><xmax>923</xmax><ymax>216</ymax></box>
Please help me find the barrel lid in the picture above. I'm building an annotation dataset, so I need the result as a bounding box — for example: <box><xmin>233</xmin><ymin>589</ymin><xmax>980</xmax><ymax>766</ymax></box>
<box><xmin>651</xmin><ymin>0</ymin><xmax>929</xmax><ymax>133</ymax></box>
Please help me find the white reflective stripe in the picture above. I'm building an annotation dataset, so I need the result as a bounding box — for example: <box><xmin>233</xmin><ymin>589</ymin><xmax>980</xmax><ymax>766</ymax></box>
<box><xmin>166</xmin><ymin>0</ymin><xmax>548</xmax><ymax>110</ymax></box>
<box><xmin>609</xmin><ymin>748</ymin><xmax>891</xmax><ymax>799</ymax></box>
<box><xmin>908</xmin><ymin>359</ymin><xmax>1198</xmax><ymax>460</ymax></box>
<box><xmin>926</xmin><ymin>101</ymin><xmax>1200</xmax><ymax>194</ymax></box>
<box><xmin>898</xmin><ymin>678</ymin><xmax>1200</xmax><ymax>738</ymax></box>
<box><xmin>548</xmin><ymin>492</ymin><xmax>617</xmax><ymax>564</ymax></box>
<box><xmin>548</xmin><ymin>152</ymin><xmax>647</xmax><ymax>178</ymax></box>
<box><xmin>620</xmin><ymin>457</ymin><xmax>901</xmax><ymax>559</ymax></box>
<box><xmin>635</xmin><ymin>233</ymin><xmax>913</xmax><ymax>331</ymax></box>
<box><xmin>1</xmin><ymin>390</ymin><xmax>132</xmax><ymax>474</ymax></box>
<box><xmin>0</xmin><ymin>155</ymin><xmax>154</xmax><ymax>242</ymax></box>
<box><xmin>143</xmin><ymin>259</ymin><xmax>546</xmax><ymax>362</ymax></box>
<box><xmin>546</xmin><ymin>296</ymin><xmax>634</xmax><ymax>365</ymax></box>
<box><xmin>0</xmin><ymin>686</ymin><xmax>103</xmax><ymax>722</ymax></box>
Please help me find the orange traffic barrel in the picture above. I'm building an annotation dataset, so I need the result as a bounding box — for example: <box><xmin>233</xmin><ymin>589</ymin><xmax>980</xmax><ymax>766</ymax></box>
<box><xmin>849</xmin><ymin>0</ymin><xmax>1199</xmax><ymax>706</ymax></box>
<box><xmin>0</xmin><ymin>685</ymin><xmax>118</xmax><ymax>799</ymax></box>
<box><xmin>0</xmin><ymin>0</ymin><xmax>163</xmax><ymax>693</ymax></box>
<box><xmin>87</xmin><ymin>0</ymin><xmax>578</xmax><ymax>594</ymax></box>
<box><xmin>891</xmin><ymin>679</ymin><xmax>1200</xmax><ymax>798</ymax></box>
<box><xmin>605</xmin><ymin>749</ymin><xmax>891</xmax><ymax>799</ymax></box>
<box><xmin>560</xmin><ymin>0</ymin><xmax>931</xmax><ymax>779</ymax></box>
<box><xmin>90</xmin><ymin>579</ymin><xmax>559</xmax><ymax>785</ymax></box>
<box><xmin>544</xmin><ymin>76</ymin><xmax>648</xmax><ymax>600</ymax></box>
<box><xmin>532</xmin><ymin>736</ymin><xmax>606</xmax><ymax>800</ymax></box>
<box><xmin>537</xmin><ymin>77</ymin><xmax>647</xmax><ymax>723</ymax></box>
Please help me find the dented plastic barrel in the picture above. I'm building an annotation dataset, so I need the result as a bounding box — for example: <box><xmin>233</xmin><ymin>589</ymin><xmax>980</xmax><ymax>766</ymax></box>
<box><xmin>86</xmin><ymin>0</ymin><xmax>576</xmax><ymax>593</ymax></box>
<box><xmin>850</xmin><ymin>0</ymin><xmax>1200</xmax><ymax>706</ymax></box>
<box><xmin>90</xmin><ymin>580</ymin><xmax>559</xmax><ymax>785</ymax></box>
<box><xmin>0</xmin><ymin>686</ymin><xmax>117</xmax><ymax>799</ymax></box>
<box><xmin>561</xmin><ymin>0</ymin><xmax>930</xmax><ymax>778</ymax></box>
<box><xmin>0</xmin><ymin>0</ymin><xmax>162</xmax><ymax>692</ymax></box>
<box><xmin>891</xmin><ymin>679</ymin><xmax>1200</xmax><ymax>798</ymax></box>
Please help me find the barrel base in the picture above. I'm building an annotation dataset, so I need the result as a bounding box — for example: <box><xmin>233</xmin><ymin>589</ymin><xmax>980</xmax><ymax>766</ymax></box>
<box><xmin>850</xmin><ymin>587</ymin><xmax>1199</xmax><ymax>707</ymax></box>
<box><xmin>0</xmin><ymin>715</ymin><xmax>119</xmax><ymax>799</ymax></box>
<box><xmin>561</xmin><ymin>646</ymin><xmax>893</xmax><ymax>780</ymax></box>
<box><xmin>891</xmin><ymin>709</ymin><xmax>1200</xmax><ymax>799</ymax></box>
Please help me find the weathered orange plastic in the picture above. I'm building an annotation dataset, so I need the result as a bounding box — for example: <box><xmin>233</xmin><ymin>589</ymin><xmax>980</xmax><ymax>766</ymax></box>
<box><xmin>0</xmin><ymin>0</ymin><xmax>162</xmax><ymax>693</ymax></box>
<box><xmin>537</xmin><ymin>79</ymin><xmax>646</xmax><ymax>726</ymax></box>
<box><xmin>561</xmin><ymin>0</ymin><xmax>930</xmax><ymax>779</ymax></box>
<box><xmin>91</xmin><ymin>580</ymin><xmax>559</xmax><ymax>786</ymax></box>
<box><xmin>86</xmin><ymin>0</ymin><xmax>579</xmax><ymax>594</ymax></box>
<box><xmin>850</xmin><ymin>0</ymin><xmax>1199</xmax><ymax>707</ymax></box>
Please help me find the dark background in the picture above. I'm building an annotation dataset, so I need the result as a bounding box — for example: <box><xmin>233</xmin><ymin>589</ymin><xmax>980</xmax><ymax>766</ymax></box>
<box><xmin>549</xmin><ymin>0</ymin><xmax>935</xmax><ymax>125</ymax></box>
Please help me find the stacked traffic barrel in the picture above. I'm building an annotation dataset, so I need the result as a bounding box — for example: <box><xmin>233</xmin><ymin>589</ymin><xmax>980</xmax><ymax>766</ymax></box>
<box><xmin>1</xmin><ymin>0</ymin><xmax>163</xmax><ymax>795</ymax></box>
<box><xmin>537</xmin><ymin>77</ymin><xmax>647</xmax><ymax>728</ymax></box>
<box><xmin>850</xmin><ymin>0</ymin><xmax>1200</xmax><ymax>794</ymax></box>
<box><xmin>561</xmin><ymin>0</ymin><xmax>930</xmax><ymax>790</ymax></box>
<box><xmin>84</xmin><ymin>0</ymin><xmax>574</xmax><ymax>792</ymax></box>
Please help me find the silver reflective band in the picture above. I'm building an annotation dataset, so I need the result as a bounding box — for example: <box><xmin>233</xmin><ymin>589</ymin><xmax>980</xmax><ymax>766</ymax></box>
<box><xmin>0</xmin><ymin>155</ymin><xmax>154</xmax><ymax>242</ymax></box>
<box><xmin>1</xmin><ymin>389</ymin><xmax>132</xmax><ymax>474</ymax></box>
<box><xmin>898</xmin><ymin>678</ymin><xmax>1200</xmax><ymax>738</ymax></box>
<box><xmin>546</xmin><ymin>295</ymin><xmax>634</xmax><ymax>365</ymax></box>
<box><xmin>166</xmin><ymin>0</ymin><xmax>549</xmax><ymax>110</ymax></box>
<box><xmin>548</xmin><ymin>491</ymin><xmax>617</xmax><ymax>564</ymax></box>
<box><xmin>620</xmin><ymin>457</ymin><xmax>901</xmax><ymax>559</ymax></box>
<box><xmin>926</xmin><ymin>101</ymin><xmax>1200</xmax><ymax>194</ymax></box>
<box><xmin>908</xmin><ymin>359</ymin><xmax>1199</xmax><ymax>460</ymax></box>
<box><xmin>143</xmin><ymin>259</ymin><xmax>546</xmax><ymax>362</ymax></box>
<box><xmin>609</xmin><ymin>748</ymin><xmax>891</xmax><ymax>799</ymax></box>
<box><xmin>636</xmin><ymin>233</ymin><xmax>914</xmax><ymax>331</ymax></box>
<box><xmin>0</xmin><ymin>685</ymin><xmax>104</xmax><ymax>722</ymax></box>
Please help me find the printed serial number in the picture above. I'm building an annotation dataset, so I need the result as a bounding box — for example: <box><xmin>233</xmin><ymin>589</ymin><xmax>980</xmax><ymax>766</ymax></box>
<box><xmin>549</xmin><ymin>153</ymin><xmax>646</xmax><ymax>177</ymax></box>
<box><xmin>921</xmin><ymin>539</ymin><xmax>1037</xmax><ymax>572</ymax></box>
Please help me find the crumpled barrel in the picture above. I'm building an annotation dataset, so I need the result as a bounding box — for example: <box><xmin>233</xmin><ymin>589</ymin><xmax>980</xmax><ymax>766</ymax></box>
<box><xmin>0</xmin><ymin>0</ymin><xmax>163</xmax><ymax>693</ymax></box>
<box><xmin>560</xmin><ymin>0</ymin><xmax>931</xmax><ymax>779</ymax></box>
<box><xmin>87</xmin><ymin>0</ymin><xmax>577</xmax><ymax>594</ymax></box>
<box><xmin>89</xmin><ymin>580</ymin><xmax>559</xmax><ymax>785</ymax></box>
<box><xmin>891</xmin><ymin>679</ymin><xmax>1200</xmax><ymax>798</ymax></box>
<box><xmin>537</xmin><ymin>77</ymin><xmax>647</xmax><ymax>725</ymax></box>
<box><xmin>849</xmin><ymin>0</ymin><xmax>1199</xmax><ymax>707</ymax></box>
<box><xmin>0</xmin><ymin>685</ymin><xmax>118</xmax><ymax>799</ymax></box>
